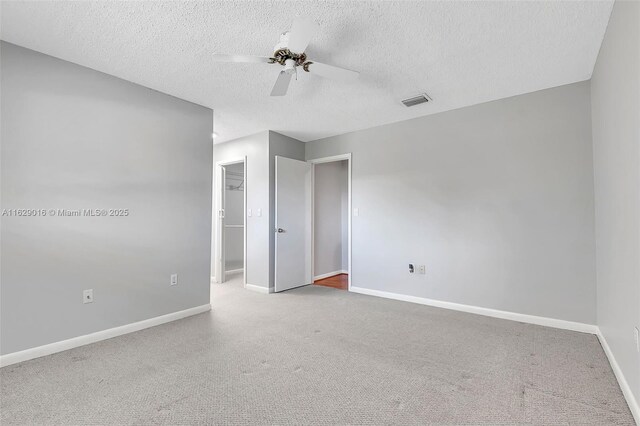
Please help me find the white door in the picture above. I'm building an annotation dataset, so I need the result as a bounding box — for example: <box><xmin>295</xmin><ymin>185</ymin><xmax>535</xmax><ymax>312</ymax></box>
<box><xmin>275</xmin><ymin>156</ymin><xmax>313</xmax><ymax>292</ymax></box>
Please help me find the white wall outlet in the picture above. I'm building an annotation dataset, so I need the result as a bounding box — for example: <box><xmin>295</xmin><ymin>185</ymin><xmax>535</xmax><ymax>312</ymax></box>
<box><xmin>83</xmin><ymin>289</ymin><xmax>93</xmax><ymax>304</ymax></box>
<box><xmin>353</xmin><ymin>208</ymin><xmax>359</xmax><ymax>217</ymax></box>
<box><xmin>247</xmin><ymin>208</ymin><xmax>252</xmax><ymax>217</ymax></box>
<box><xmin>418</xmin><ymin>265</ymin><xmax>426</xmax><ymax>274</ymax></box>
<box><xmin>257</xmin><ymin>208</ymin><xmax>262</xmax><ymax>217</ymax></box>
<box><xmin>170</xmin><ymin>274</ymin><xmax>178</xmax><ymax>286</ymax></box>
<box><xmin>409</xmin><ymin>264</ymin><xmax>414</xmax><ymax>273</ymax></box>
<box><xmin>635</xmin><ymin>327</ymin><xmax>639</xmax><ymax>353</ymax></box>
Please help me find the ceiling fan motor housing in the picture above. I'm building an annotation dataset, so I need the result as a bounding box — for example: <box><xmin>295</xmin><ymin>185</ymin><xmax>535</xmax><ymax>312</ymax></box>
<box><xmin>270</xmin><ymin>30</ymin><xmax>316</xmax><ymax>74</ymax></box>
<box><xmin>271</xmin><ymin>48</ymin><xmax>308</xmax><ymax>69</ymax></box>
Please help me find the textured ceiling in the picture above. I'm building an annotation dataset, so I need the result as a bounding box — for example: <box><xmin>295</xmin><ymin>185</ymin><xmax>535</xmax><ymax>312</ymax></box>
<box><xmin>1</xmin><ymin>1</ymin><xmax>613</xmax><ymax>143</ymax></box>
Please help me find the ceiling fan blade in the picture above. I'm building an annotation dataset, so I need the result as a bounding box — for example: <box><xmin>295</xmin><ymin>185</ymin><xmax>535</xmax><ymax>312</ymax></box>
<box><xmin>270</xmin><ymin>71</ymin><xmax>293</xmax><ymax>96</ymax></box>
<box><xmin>287</xmin><ymin>18</ymin><xmax>319</xmax><ymax>53</ymax></box>
<box><xmin>305</xmin><ymin>61</ymin><xmax>359</xmax><ymax>81</ymax></box>
<box><xmin>212</xmin><ymin>54</ymin><xmax>272</xmax><ymax>63</ymax></box>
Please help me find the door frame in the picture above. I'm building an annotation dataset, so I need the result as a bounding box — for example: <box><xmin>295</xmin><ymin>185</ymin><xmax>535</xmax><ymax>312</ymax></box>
<box><xmin>214</xmin><ymin>156</ymin><xmax>247</xmax><ymax>286</ymax></box>
<box><xmin>308</xmin><ymin>153</ymin><xmax>353</xmax><ymax>291</ymax></box>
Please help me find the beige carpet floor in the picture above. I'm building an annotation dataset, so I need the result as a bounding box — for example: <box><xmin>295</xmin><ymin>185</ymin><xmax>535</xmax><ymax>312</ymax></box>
<box><xmin>1</xmin><ymin>274</ymin><xmax>635</xmax><ymax>425</ymax></box>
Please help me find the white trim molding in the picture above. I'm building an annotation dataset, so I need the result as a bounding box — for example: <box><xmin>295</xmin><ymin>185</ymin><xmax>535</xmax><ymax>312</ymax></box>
<box><xmin>0</xmin><ymin>304</ymin><xmax>211</xmax><ymax>368</ymax></box>
<box><xmin>313</xmin><ymin>270</ymin><xmax>348</xmax><ymax>281</ymax></box>
<box><xmin>597</xmin><ymin>330</ymin><xmax>640</xmax><ymax>424</ymax></box>
<box><xmin>350</xmin><ymin>287</ymin><xmax>598</xmax><ymax>334</ymax></box>
<box><xmin>308</xmin><ymin>154</ymin><xmax>352</xmax><ymax>165</ymax></box>
<box><xmin>244</xmin><ymin>283</ymin><xmax>272</xmax><ymax>294</ymax></box>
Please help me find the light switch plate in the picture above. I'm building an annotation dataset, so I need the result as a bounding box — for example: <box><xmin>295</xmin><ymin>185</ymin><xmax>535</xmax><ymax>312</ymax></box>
<box><xmin>170</xmin><ymin>274</ymin><xmax>178</xmax><ymax>286</ymax></box>
<box><xmin>83</xmin><ymin>289</ymin><xmax>93</xmax><ymax>304</ymax></box>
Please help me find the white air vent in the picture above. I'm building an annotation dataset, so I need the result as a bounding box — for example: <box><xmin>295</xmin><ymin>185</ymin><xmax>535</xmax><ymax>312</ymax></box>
<box><xmin>402</xmin><ymin>94</ymin><xmax>432</xmax><ymax>107</ymax></box>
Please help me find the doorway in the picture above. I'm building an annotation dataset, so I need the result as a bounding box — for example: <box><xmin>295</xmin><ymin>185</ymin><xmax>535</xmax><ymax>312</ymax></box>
<box><xmin>312</xmin><ymin>159</ymin><xmax>349</xmax><ymax>290</ymax></box>
<box><xmin>310</xmin><ymin>154</ymin><xmax>352</xmax><ymax>291</ymax></box>
<box><xmin>214</xmin><ymin>158</ymin><xmax>246</xmax><ymax>285</ymax></box>
<box><xmin>273</xmin><ymin>153</ymin><xmax>352</xmax><ymax>293</ymax></box>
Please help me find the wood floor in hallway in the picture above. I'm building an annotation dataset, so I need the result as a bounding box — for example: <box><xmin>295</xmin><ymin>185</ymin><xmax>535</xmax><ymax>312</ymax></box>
<box><xmin>314</xmin><ymin>273</ymin><xmax>348</xmax><ymax>290</ymax></box>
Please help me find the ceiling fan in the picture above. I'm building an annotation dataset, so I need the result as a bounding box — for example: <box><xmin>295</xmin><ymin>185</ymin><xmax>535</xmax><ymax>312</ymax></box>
<box><xmin>212</xmin><ymin>18</ymin><xmax>359</xmax><ymax>96</ymax></box>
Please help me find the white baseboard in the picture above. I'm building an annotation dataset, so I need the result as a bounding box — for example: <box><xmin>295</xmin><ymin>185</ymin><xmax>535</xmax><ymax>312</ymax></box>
<box><xmin>244</xmin><ymin>283</ymin><xmax>272</xmax><ymax>294</ymax></box>
<box><xmin>350</xmin><ymin>286</ymin><xmax>598</xmax><ymax>334</ymax></box>
<box><xmin>597</xmin><ymin>330</ymin><xmax>640</xmax><ymax>424</ymax></box>
<box><xmin>0</xmin><ymin>304</ymin><xmax>211</xmax><ymax>368</ymax></box>
<box><xmin>313</xmin><ymin>270</ymin><xmax>348</xmax><ymax>281</ymax></box>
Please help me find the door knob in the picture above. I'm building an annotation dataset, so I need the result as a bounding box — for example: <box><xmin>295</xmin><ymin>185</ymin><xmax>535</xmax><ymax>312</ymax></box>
<box><xmin>277</xmin><ymin>228</ymin><xmax>285</xmax><ymax>233</ymax></box>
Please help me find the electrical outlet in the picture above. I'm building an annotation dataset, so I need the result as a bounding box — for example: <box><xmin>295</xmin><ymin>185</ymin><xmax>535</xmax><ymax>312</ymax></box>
<box><xmin>83</xmin><ymin>289</ymin><xmax>93</xmax><ymax>304</ymax></box>
<box><xmin>170</xmin><ymin>274</ymin><xmax>178</xmax><ymax>286</ymax></box>
<box><xmin>257</xmin><ymin>208</ymin><xmax>262</xmax><ymax>217</ymax></box>
<box><xmin>635</xmin><ymin>327</ymin><xmax>639</xmax><ymax>353</ymax></box>
<box><xmin>409</xmin><ymin>264</ymin><xmax>414</xmax><ymax>274</ymax></box>
<box><xmin>418</xmin><ymin>265</ymin><xmax>426</xmax><ymax>274</ymax></box>
<box><xmin>247</xmin><ymin>208</ymin><xmax>252</xmax><ymax>217</ymax></box>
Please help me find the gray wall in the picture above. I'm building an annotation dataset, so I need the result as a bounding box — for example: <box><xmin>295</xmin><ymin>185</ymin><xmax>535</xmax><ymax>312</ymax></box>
<box><xmin>591</xmin><ymin>0</ymin><xmax>640</xmax><ymax>410</ymax></box>
<box><xmin>212</xmin><ymin>131</ymin><xmax>270</xmax><ymax>288</ymax></box>
<box><xmin>314</xmin><ymin>160</ymin><xmax>348</xmax><ymax>276</ymax></box>
<box><xmin>0</xmin><ymin>42</ymin><xmax>213</xmax><ymax>355</ymax></box>
<box><xmin>306</xmin><ymin>81</ymin><xmax>596</xmax><ymax>324</ymax></box>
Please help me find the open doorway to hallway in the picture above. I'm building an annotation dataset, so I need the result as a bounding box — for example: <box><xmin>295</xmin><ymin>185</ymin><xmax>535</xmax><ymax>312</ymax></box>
<box><xmin>214</xmin><ymin>158</ymin><xmax>246</xmax><ymax>286</ymax></box>
<box><xmin>312</xmin><ymin>159</ymin><xmax>349</xmax><ymax>290</ymax></box>
<box><xmin>271</xmin><ymin>152</ymin><xmax>352</xmax><ymax>293</ymax></box>
<box><xmin>223</xmin><ymin>162</ymin><xmax>244</xmax><ymax>276</ymax></box>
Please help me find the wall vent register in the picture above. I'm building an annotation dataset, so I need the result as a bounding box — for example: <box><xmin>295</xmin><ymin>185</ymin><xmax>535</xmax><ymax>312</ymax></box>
<box><xmin>402</xmin><ymin>94</ymin><xmax>432</xmax><ymax>107</ymax></box>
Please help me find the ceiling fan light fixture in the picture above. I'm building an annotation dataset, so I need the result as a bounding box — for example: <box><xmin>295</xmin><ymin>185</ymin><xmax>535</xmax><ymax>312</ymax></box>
<box><xmin>283</xmin><ymin>58</ymin><xmax>297</xmax><ymax>74</ymax></box>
